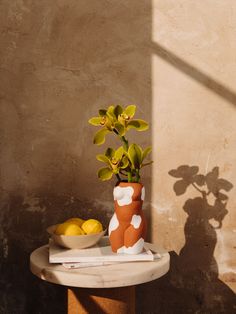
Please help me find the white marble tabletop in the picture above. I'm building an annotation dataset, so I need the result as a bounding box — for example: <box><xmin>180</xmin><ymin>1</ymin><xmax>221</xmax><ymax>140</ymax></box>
<box><xmin>30</xmin><ymin>241</ymin><xmax>170</xmax><ymax>288</ymax></box>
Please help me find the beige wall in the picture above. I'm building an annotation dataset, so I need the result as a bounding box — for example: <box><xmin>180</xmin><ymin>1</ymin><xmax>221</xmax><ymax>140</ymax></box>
<box><xmin>151</xmin><ymin>0</ymin><xmax>236</xmax><ymax>292</ymax></box>
<box><xmin>0</xmin><ymin>0</ymin><xmax>235</xmax><ymax>313</ymax></box>
<box><xmin>0</xmin><ymin>0</ymin><xmax>151</xmax><ymax>201</ymax></box>
<box><xmin>0</xmin><ymin>1</ymin><xmax>152</xmax><ymax>313</ymax></box>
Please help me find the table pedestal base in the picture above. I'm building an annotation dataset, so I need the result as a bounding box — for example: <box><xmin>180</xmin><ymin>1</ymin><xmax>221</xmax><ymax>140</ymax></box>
<box><xmin>68</xmin><ymin>286</ymin><xmax>135</xmax><ymax>314</ymax></box>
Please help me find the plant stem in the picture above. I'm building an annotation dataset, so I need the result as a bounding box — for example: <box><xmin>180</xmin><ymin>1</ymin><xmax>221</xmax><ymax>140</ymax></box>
<box><xmin>135</xmin><ymin>169</ymin><xmax>140</xmax><ymax>183</ymax></box>
<box><xmin>128</xmin><ymin>172</ymin><xmax>133</xmax><ymax>182</ymax></box>
<box><xmin>113</xmin><ymin>131</ymin><xmax>133</xmax><ymax>182</ymax></box>
<box><xmin>116</xmin><ymin>174</ymin><xmax>121</xmax><ymax>182</ymax></box>
<box><xmin>120</xmin><ymin>135</ymin><xmax>133</xmax><ymax>180</ymax></box>
<box><xmin>121</xmin><ymin>136</ymin><xmax>129</xmax><ymax>151</ymax></box>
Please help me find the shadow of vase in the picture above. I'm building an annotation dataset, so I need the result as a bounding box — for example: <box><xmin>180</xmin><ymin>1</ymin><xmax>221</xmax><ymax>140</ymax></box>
<box><xmin>179</xmin><ymin>195</ymin><xmax>220</xmax><ymax>275</ymax></box>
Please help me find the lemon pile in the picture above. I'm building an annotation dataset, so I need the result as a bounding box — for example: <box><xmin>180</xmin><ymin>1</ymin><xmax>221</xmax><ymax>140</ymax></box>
<box><xmin>55</xmin><ymin>217</ymin><xmax>103</xmax><ymax>236</ymax></box>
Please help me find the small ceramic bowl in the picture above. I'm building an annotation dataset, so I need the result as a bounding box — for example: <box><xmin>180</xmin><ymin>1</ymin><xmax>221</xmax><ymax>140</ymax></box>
<box><xmin>47</xmin><ymin>225</ymin><xmax>106</xmax><ymax>249</ymax></box>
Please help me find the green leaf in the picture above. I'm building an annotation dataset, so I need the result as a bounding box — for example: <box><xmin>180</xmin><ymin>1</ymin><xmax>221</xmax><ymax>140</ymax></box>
<box><xmin>88</xmin><ymin>117</ymin><xmax>102</xmax><ymax>126</ymax></box>
<box><xmin>106</xmin><ymin>111</ymin><xmax>116</xmax><ymax>121</ymax></box>
<box><xmin>93</xmin><ymin>128</ymin><xmax>110</xmax><ymax>145</ymax></box>
<box><xmin>99</xmin><ymin>109</ymin><xmax>107</xmax><ymax>116</ymax></box>
<box><xmin>114</xmin><ymin>122</ymin><xmax>125</xmax><ymax>136</ymax></box>
<box><xmin>141</xmin><ymin>161</ymin><xmax>153</xmax><ymax>168</ymax></box>
<box><xmin>105</xmin><ymin>147</ymin><xmax>115</xmax><ymax>158</ymax></box>
<box><xmin>136</xmin><ymin>144</ymin><xmax>143</xmax><ymax>164</ymax></box>
<box><xmin>124</xmin><ymin>105</ymin><xmax>136</xmax><ymax>118</ymax></box>
<box><xmin>98</xmin><ymin>167</ymin><xmax>113</xmax><ymax>181</ymax></box>
<box><xmin>114</xmin><ymin>146</ymin><xmax>124</xmax><ymax>161</ymax></box>
<box><xmin>96</xmin><ymin>154</ymin><xmax>110</xmax><ymax>164</ymax></box>
<box><xmin>127</xmin><ymin>119</ymin><xmax>149</xmax><ymax>131</ymax></box>
<box><xmin>120</xmin><ymin>156</ymin><xmax>129</xmax><ymax>169</ymax></box>
<box><xmin>112</xmin><ymin>167</ymin><xmax>119</xmax><ymax>174</ymax></box>
<box><xmin>107</xmin><ymin>106</ymin><xmax>116</xmax><ymax>117</ymax></box>
<box><xmin>142</xmin><ymin>146</ymin><xmax>152</xmax><ymax>162</ymax></box>
<box><xmin>107</xmin><ymin>105</ymin><xmax>115</xmax><ymax>114</ymax></box>
<box><xmin>128</xmin><ymin>144</ymin><xmax>142</xmax><ymax>169</ymax></box>
<box><xmin>114</xmin><ymin>105</ymin><xmax>123</xmax><ymax>117</ymax></box>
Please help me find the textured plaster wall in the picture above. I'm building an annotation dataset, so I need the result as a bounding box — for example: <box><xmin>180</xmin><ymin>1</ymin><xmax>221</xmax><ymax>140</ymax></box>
<box><xmin>0</xmin><ymin>1</ymin><xmax>151</xmax><ymax>313</ymax></box>
<box><xmin>144</xmin><ymin>0</ymin><xmax>236</xmax><ymax>313</ymax></box>
<box><xmin>0</xmin><ymin>0</ymin><xmax>236</xmax><ymax>314</ymax></box>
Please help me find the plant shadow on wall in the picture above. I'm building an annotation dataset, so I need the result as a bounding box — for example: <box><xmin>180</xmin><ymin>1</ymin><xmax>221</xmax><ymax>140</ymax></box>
<box><xmin>137</xmin><ymin>165</ymin><xmax>236</xmax><ymax>314</ymax></box>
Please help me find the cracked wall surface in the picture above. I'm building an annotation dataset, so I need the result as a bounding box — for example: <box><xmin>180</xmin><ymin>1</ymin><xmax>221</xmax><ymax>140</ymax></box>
<box><xmin>0</xmin><ymin>0</ymin><xmax>236</xmax><ymax>313</ymax></box>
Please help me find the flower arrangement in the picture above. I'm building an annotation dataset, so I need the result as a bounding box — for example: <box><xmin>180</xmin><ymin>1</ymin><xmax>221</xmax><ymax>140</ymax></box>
<box><xmin>88</xmin><ymin>105</ymin><xmax>152</xmax><ymax>183</ymax></box>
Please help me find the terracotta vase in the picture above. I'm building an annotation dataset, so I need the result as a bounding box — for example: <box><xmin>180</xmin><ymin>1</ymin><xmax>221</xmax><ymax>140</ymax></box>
<box><xmin>108</xmin><ymin>182</ymin><xmax>147</xmax><ymax>254</ymax></box>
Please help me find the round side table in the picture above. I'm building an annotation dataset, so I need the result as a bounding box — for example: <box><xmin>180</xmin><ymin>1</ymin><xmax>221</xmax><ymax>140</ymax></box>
<box><xmin>30</xmin><ymin>242</ymin><xmax>169</xmax><ymax>314</ymax></box>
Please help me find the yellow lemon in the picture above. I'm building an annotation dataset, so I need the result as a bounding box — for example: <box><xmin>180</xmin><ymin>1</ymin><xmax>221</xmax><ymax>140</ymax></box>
<box><xmin>81</xmin><ymin>219</ymin><xmax>103</xmax><ymax>234</ymax></box>
<box><xmin>65</xmin><ymin>217</ymin><xmax>85</xmax><ymax>227</ymax></box>
<box><xmin>55</xmin><ymin>222</ymin><xmax>85</xmax><ymax>236</ymax></box>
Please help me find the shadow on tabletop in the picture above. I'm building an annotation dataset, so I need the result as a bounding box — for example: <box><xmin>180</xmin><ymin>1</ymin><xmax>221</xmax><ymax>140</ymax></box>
<box><xmin>136</xmin><ymin>165</ymin><xmax>236</xmax><ymax>314</ymax></box>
